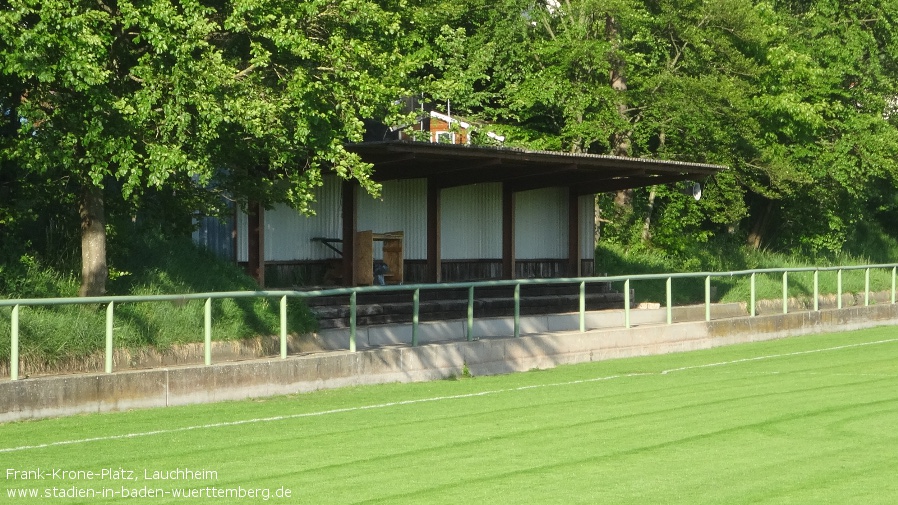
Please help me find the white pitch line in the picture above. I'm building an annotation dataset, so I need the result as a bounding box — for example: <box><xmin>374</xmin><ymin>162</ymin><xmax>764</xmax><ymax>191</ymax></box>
<box><xmin>3</xmin><ymin>338</ymin><xmax>897</xmax><ymax>455</ymax></box>
<box><xmin>0</xmin><ymin>374</ymin><xmax>644</xmax><ymax>454</ymax></box>
<box><xmin>660</xmin><ymin>337</ymin><xmax>898</xmax><ymax>375</ymax></box>
<box><xmin>713</xmin><ymin>371</ymin><xmax>898</xmax><ymax>378</ymax></box>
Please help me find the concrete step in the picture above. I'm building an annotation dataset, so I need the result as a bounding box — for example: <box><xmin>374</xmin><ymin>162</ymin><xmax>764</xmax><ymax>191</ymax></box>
<box><xmin>315</xmin><ymin>302</ymin><xmax>750</xmax><ymax>350</ymax></box>
<box><xmin>312</xmin><ymin>292</ymin><xmax>629</xmax><ymax>329</ymax></box>
<box><xmin>304</xmin><ymin>282</ymin><xmax>615</xmax><ymax>307</ymax></box>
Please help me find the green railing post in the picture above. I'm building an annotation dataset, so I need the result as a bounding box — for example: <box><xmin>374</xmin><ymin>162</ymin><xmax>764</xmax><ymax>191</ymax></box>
<box><xmin>813</xmin><ymin>270</ymin><xmax>819</xmax><ymax>311</ymax></box>
<box><xmin>704</xmin><ymin>276</ymin><xmax>711</xmax><ymax>322</ymax></box>
<box><xmin>349</xmin><ymin>291</ymin><xmax>357</xmax><ymax>352</ymax></box>
<box><xmin>467</xmin><ymin>286</ymin><xmax>474</xmax><ymax>341</ymax></box>
<box><xmin>750</xmin><ymin>272</ymin><xmax>756</xmax><ymax>317</ymax></box>
<box><xmin>624</xmin><ymin>278</ymin><xmax>631</xmax><ymax>328</ymax></box>
<box><xmin>514</xmin><ymin>284</ymin><xmax>521</xmax><ymax>337</ymax></box>
<box><xmin>782</xmin><ymin>271</ymin><xmax>788</xmax><ymax>315</ymax></box>
<box><xmin>666</xmin><ymin>277</ymin><xmax>672</xmax><ymax>325</ymax></box>
<box><xmin>10</xmin><ymin>304</ymin><xmax>19</xmax><ymax>381</ymax></box>
<box><xmin>579</xmin><ymin>281</ymin><xmax>586</xmax><ymax>332</ymax></box>
<box><xmin>412</xmin><ymin>289</ymin><xmax>420</xmax><ymax>347</ymax></box>
<box><xmin>105</xmin><ymin>302</ymin><xmax>114</xmax><ymax>374</ymax></box>
<box><xmin>864</xmin><ymin>268</ymin><xmax>870</xmax><ymax>306</ymax></box>
<box><xmin>204</xmin><ymin>298</ymin><xmax>212</xmax><ymax>366</ymax></box>
<box><xmin>837</xmin><ymin>269</ymin><xmax>843</xmax><ymax>309</ymax></box>
<box><xmin>280</xmin><ymin>296</ymin><xmax>288</xmax><ymax>359</ymax></box>
<box><xmin>892</xmin><ymin>267</ymin><xmax>898</xmax><ymax>303</ymax></box>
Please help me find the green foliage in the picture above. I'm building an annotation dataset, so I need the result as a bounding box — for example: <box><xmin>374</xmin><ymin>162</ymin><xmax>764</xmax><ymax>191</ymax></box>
<box><xmin>416</xmin><ymin>0</ymin><xmax>898</xmax><ymax>255</ymax></box>
<box><xmin>0</xmin><ymin>0</ymin><xmax>419</xmax><ymax>294</ymax></box>
<box><xmin>2</xmin><ymin>0</ymin><xmax>898</xmax><ymax>303</ymax></box>
<box><xmin>0</xmin><ymin>252</ymin><xmax>79</xmax><ymax>299</ymax></box>
<box><xmin>841</xmin><ymin>218</ymin><xmax>898</xmax><ymax>264</ymax></box>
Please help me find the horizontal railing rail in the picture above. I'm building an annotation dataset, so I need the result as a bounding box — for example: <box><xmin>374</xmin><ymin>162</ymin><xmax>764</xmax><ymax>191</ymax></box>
<box><xmin>2</xmin><ymin>263</ymin><xmax>897</xmax><ymax>380</ymax></box>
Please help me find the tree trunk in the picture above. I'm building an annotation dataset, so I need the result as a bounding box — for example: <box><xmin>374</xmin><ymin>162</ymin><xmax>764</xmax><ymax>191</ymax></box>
<box><xmin>747</xmin><ymin>199</ymin><xmax>774</xmax><ymax>250</ymax></box>
<box><xmin>79</xmin><ymin>183</ymin><xmax>107</xmax><ymax>297</ymax></box>
<box><xmin>246</xmin><ymin>201</ymin><xmax>265</xmax><ymax>287</ymax></box>
<box><xmin>606</xmin><ymin>14</ymin><xmax>630</xmax><ymax>157</ymax></box>
<box><xmin>606</xmin><ymin>14</ymin><xmax>633</xmax><ymax>217</ymax></box>
<box><xmin>641</xmin><ymin>186</ymin><xmax>657</xmax><ymax>243</ymax></box>
<box><xmin>613</xmin><ymin>188</ymin><xmax>632</xmax><ymax>208</ymax></box>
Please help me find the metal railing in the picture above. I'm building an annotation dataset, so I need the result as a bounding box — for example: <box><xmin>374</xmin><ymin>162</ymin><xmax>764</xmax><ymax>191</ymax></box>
<box><xmin>2</xmin><ymin>263</ymin><xmax>897</xmax><ymax>380</ymax></box>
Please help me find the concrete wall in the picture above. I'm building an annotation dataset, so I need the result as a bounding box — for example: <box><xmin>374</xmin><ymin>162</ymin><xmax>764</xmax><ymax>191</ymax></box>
<box><xmin>3</xmin><ymin>303</ymin><xmax>898</xmax><ymax>422</ymax></box>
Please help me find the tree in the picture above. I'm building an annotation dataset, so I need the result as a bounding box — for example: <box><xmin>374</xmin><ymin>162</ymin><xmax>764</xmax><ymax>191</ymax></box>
<box><xmin>756</xmin><ymin>0</ymin><xmax>898</xmax><ymax>253</ymax></box>
<box><xmin>418</xmin><ymin>0</ymin><xmax>765</xmax><ymax>246</ymax></box>
<box><xmin>0</xmin><ymin>0</ymin><xmax>411</xmax><ymax>295</ymax></box>
<box><xmin>498</xmin><ymin>0</ymin><xmax>898</xmax><ymax>255</ymax></box>
<box><xmin>495</xmin><ymin>0</ymin><xmax>639</xmax><ymax>154</ymax></box>
<box><xmin>621</xmin><ymin>0</ymin><xmax>774</xmax><ymax>247</ymax></box>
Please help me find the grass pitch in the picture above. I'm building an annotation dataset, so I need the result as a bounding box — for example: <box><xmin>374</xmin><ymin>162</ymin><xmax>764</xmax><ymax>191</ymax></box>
<box><xmin>3</xmin><ymin>327</ymin><xmax>898</xmax><ymax>504</ymax></box>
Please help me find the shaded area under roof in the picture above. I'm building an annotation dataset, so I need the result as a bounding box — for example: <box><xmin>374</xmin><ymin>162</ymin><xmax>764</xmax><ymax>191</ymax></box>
<box><xmin>345</xmin><ymin>141</ymin><xmax>725</xmax><ymax>195</ymax></box>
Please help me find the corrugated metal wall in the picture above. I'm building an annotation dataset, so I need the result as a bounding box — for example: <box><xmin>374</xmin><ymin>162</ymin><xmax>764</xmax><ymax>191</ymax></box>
<box><xmin>192</xmin><ymin>215</ymin><xmax>235</xmax><ymax>261</ymax></box>
<box><xmin>237</xmin><ymin>175</ymin><xmax>343</xmax><ymax>262</ymax></box>
<box><xmin>515</xmin><ymin>187</ymin><xmax>567</xmax><ymax>259</ymax></box>
<box><xmin>441</xmin><ymin>185</ymin><xmax>594</xmax><ymax>261</ymax></box>
<box><xmin>580</xmin><ymin>195</ymin><xmax>596</xmax><ymax>260</ymax></box>
<box><xmin>357</xmin><ymin>179</ymin><xmax>427</xmax><ymax>260</ymax></box>
<box><xmin>231</xmin><ymin>175</ymin><xmax>596</xmax><ymax>266</ymax></box>
<box><xmin>441</xmin><ymin>183</ymin><xmax>503</xmax><ymax>259</ymax></box>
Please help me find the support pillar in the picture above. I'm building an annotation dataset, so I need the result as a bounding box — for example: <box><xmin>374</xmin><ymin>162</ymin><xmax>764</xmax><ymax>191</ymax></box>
<box><xmin>502</xmin><ymin>183</ymin><xmax>516</xmax><ymax>280</ymax></box>
<box><xmin>568</xmin><ymin>188</ymin><xmax>581</xmax><ymax>277</ymax></box>
<box><xmin>341</xmin><ymin>180</ymin><xmax>357</xmax><ymax>286</ymax></box>
<box><xmin>246</xmin><ymin>201</ymin><xmax>265</xmax><ymax>287</ymax></box>
<box><xmin>427</xmin><ymin>180</ymin><xmax>442</xmax><ymax>283</ymax></box>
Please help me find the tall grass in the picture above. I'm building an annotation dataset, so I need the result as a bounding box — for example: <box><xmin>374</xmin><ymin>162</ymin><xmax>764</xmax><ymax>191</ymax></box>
<box><xmin>0</xmin><ymin>233</ymin><xmax>316</xmax><ymax>366</ymax></box>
